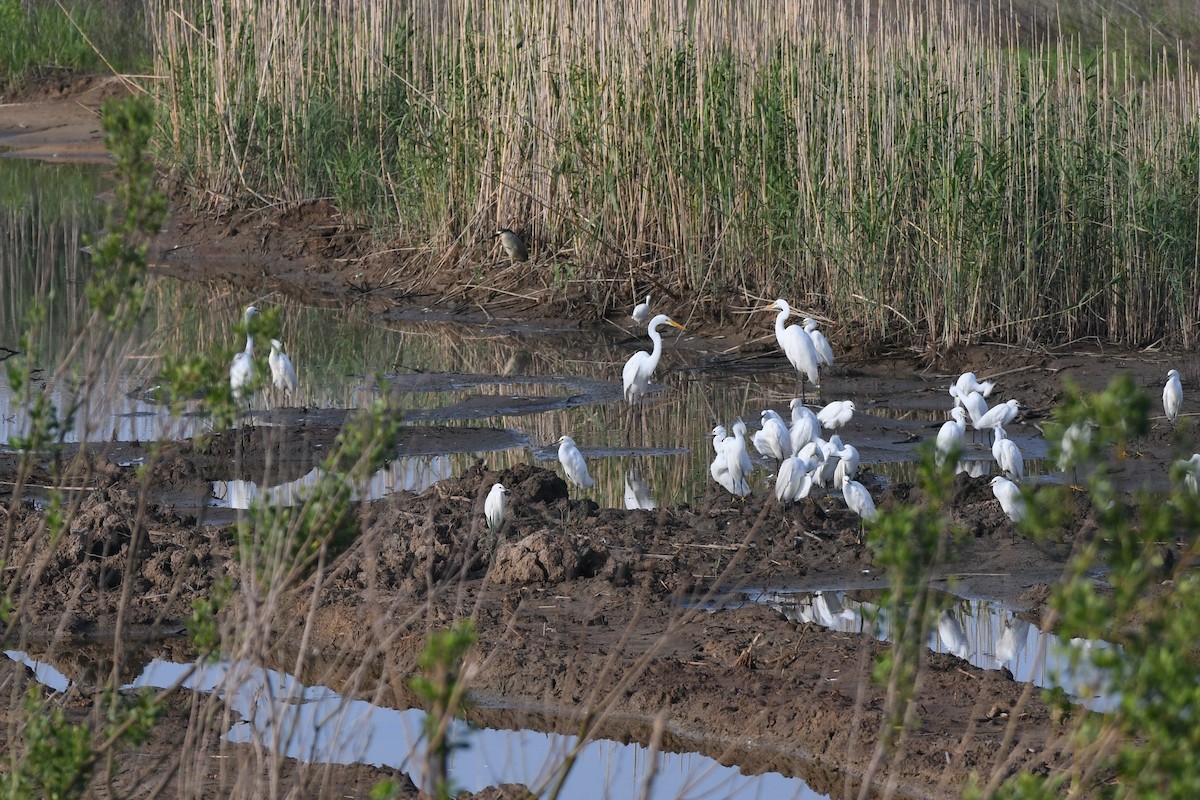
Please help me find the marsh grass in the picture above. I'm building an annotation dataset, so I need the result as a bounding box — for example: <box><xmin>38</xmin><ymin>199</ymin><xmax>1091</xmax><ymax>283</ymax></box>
<box><xmin>148</xmin><ymin>1</ymin><xmax>1200</xmax><ymax>348</ymax></box>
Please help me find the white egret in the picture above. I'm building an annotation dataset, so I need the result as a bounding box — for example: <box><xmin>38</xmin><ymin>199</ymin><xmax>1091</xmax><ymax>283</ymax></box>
<box><xmin>802</xmin><ymin>318</ymin><xmax>835</xmax><ymax>367</ymax></box>
<box><xmin>557</xmin><ymin>435</ymin><xmax>595</xmax><ymax>489</ymax></box>
<box><xmin>710</xmin><ymin>424</ymin><xmax>728</xmax><ymax>456</ymax></box>
<box><xmin>991</xmin><ymin>428</ymin><xmax>1024</xmax><ymax>482</ymax></box>
<box><xmin>229</xmin><ymin>305</ymin><xmax>259</xmax><ymax>402</ymax></box>
<box><xmin>813</xmin><ymin>435</ymin><xmax>843</xmax><ymax>487</ymax></box>
<box><xmin>935</xmin><ymin>407</ymin><xmax>968</xmax><ymax>465</ymax></box>
<box><xmin>1164</xmin><ymin>369</ymin><xmax>1183</xmax><ymax>424</ymax></box>
<box><xmin>752</xmin><ymin>409</ymin><xmax>792</xmax><ymax>461</ymax></box>
<box><xmin>817</xmin><ymin>400</ymin><xmax>856</xmax><ymax>431</ymax></box>
<box><xmin>990</xmin><ymin>476</ymin><xmax>1025</xmax><ymax>523</ymax></box>
<box><xmin>842</xmin><ymin>475</ymin><xmax>877</xmax><ymax>522</ymax></box>
<box><xmin>995</xmin><ymin>618</ymin><xmax>1031</xmax><ymax>666</ymax></box>
<box><xmin>1176</xmin><ymin>453</ymin><xmax>1200</xmax><ymax>494</ymax></box>
<box><xmin>952</xmin><ymin>372</ymin><xmax>995</xmax><ymax>400</ymax></box>
<box><xmin>484</xmin><ymin>483</ymin><xmax>509</xmax><ymax>531</ymax></box>
<box><xmin>268</xmin><ymin>339</ymin><xmax>298</xmax><ymax>401</ymax></box>
<box><xmin>833</xmin><ymin>441</ymin><xmax>860</xmax><ymax>486</ymax></box>
<box><xmin>718</xmin><ymin>420</ymin><xmax>753</xmax><ymax>497</ymax></box>
<box><xmin>951</xmin><ymin>387</ymin><xmax>989</xmax><ymax>427</ymax></box>
<box><xmin>765</xmin><ymin>299</ymin><xmax>820</xmax><ymax>396</ymax></box>
<box><xmin>622</xmin><ymin>314</ymin><xmax>687</xmax><ymax>404</ymax></box>
<box><xmin>494</xmin><ymin>227</ymin><xmax>528</xmax><ymax>262</ymax></box>
<box><xmin>974</xmin><ymin>399</ymin><xmax>1020</xmax><ymax>434</ymax></box>
<box><xmin>788</xmin><ymin>399</ymin><xmax>820</xmax><ymax>452</ymax></box>
<box><xmin>631</xmin><ymin>294</ymin><xmax>651</xmax><ymax>325</ymax></box>
<box><xmin>775</xmin><ymin>454</ymin><xmax>816</xmax><ymax>504</ymax></box>
<box><xmin>1058</xmin><ymin>421</ymin><xmax>1093</xmax><ymax>472</ymax></box>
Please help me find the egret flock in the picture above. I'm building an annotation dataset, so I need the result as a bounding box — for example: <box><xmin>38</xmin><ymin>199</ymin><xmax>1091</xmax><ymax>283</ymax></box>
<box><xmin>221</xmin><ymin>298</ymin><xmax>1191</xmax><ymax>535</ymax></box>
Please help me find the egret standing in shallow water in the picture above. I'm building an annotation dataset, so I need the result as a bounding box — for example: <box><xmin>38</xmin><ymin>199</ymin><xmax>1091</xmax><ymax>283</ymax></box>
<box><xmin>622</xmin><ymin>314</ymin><xmax>686</xmax><ymax>404</ymax></box>
<box><xmin>229</xmin><ymin>305</ymin><xmax>259</xmax><ymax>405</ymax></box>
<box><xmin>817</xmin><ymin>400</ymin><xmax>856</xmax><ymax>431</ymax></box>
<box><xmin>484</xmin><ymin>483</ymin><xmax>509</xmax><ymax>531</ymax></box>
<box><xmin>1164</xmin><ymin>369</ymin><xmax>1183</xmax><ymax>424</ymax></box>
<box><xmin>631</xmin><ymin>295</ymin><xmax>651</xmax><ymax>325</ymax></box>
<box><xmin>765</xmin><ymin>299</ymin><xmax>821</xmax><ymax>399</ymax></box>
<box><xmin>991</xmin><ymin>427</ymin><xmax>1024</xmax><ymax>482</ymax></box>
<box><xmin>268</xmin><ymin>339</ymin><xmax>298</xmax><ymax>404</ymax></box>
<box><xmin>557</xmin><ymin>435</ymin><xmax>595</xmax><ymax>489</ymax></box>
<box><xmin>935</xmin><ymin>407</ymin><xmax>968</xmax><ymax>465</ymax></box>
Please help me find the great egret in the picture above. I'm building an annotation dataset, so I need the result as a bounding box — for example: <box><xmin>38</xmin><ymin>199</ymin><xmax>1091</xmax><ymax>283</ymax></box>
<box><xmin>802</xmin><ymin>318</ymin><xmax>835</xmax><ymax>367</ymax></box>
<box><xmin>751</xmin><ymin>409</ymin><xmax>791</xmax><ymax>461</ymax></box>
<box><xmin>992</xmin><ymin>428</ymin><xmax>1024</xmax><ymax>482</ymax></box>
<box><xmin>990</xmin><ymin>476</ymin><xmax>1025</xmax><ymax>523</ymax></box>
<box><xmin>557</xmin><ymin>435</ymin><xmax>595</xmax><ymax>489</ymax></box>
<box><xmin>268</xmin><ymin>339</ymin><xmax>298</xmax><ymax>401</ymax></box>
<box><xmin>788</xmin><ymin>399</ymin><xmax>820</xmax><ymax>452</ymax></box>
<box><xmin>842</xmin><ymin>475</ymin><xmax>877</xmax><ymax>521</ymax></box>
<box><xmin>974</xmin><ymin>399</ymin><xmax>1020</xmax><ymax>434</ymax></box>
<box><xmin>935</xmin><ymin>407</ymin><xmax>968</xmax><ymax>465</ymax></box>
<box><xmin>494</xmin><ymin>228</ymin><xmax>528</xmax><ymax>262</ymax></box>
<box><xmin>484</xmin><ymin>483</ymin><xmax>509</xmax><ymax>531</ymax></box>
<box><xmin>631</xmin><ymin>295</ymin><xmax>651</xmax><ymax>325</ymax></box>
<box><xmin>622</xmin><ymin>314</ymin><xmax>686</xmax><ymax>403</ymax></box>
<box><xmin>623</xmin><ymin>469</ymin><xmax>656</xmax><ymax>509</ymax></box>
<box><xmin>775</xmin><ymin>454</ymin><xmax>815</xmax><ymax>504</ymax></box>
<box><xmin>1164</xmin><ymin>369</ymin><xmax>1183</xmax><ymax>424</ymax></box>
<box><xmin>817</xmin><ymin>400</ymin><xmax>856</xmax><ymax>431</ymax></box>
<box><xmin>230</xmin><ymin>305</ymin><xmax>259</xmax><ymax>402</ymax></box>
<box><xmin>765</xmin><ymin>299</ymin><xmax>820</xmax><ymax>397</ymax></box>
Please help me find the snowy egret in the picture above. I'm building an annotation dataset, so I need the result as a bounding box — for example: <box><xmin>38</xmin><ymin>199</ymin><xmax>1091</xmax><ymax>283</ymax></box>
<box><xmin>990</xmin><ymin>476</ymin><xmax>1025</xmax><ymax>523</ymax></box>
<box><xmin>710</xmin><ymin>424</ymin><xmax>728</xmax><ymax>455</ymax></box>
<box><xmin>268</xmin><ymin>339</ymin><xmax>298</xmax><ymax>401</ymax></box>
<box><xmin>557</xmin><ymin>435</ymin><xmax>595</xmax><ymax>489</ymax></box>
<box><xmin>718</xmin><ymin>420</ymin><xmax>753</xmax><ymax>497</ymax></box>
<box><xmin>1058</xmin><ymin>421</ymin><xmax>1093</xmax><ymax>472</ymax></box>
<box><xmin>788</xmin><ymin>399</ymin><xmax>820</xmax><ymax>452</ymax></box>
<box><xmin>813</xmin><ymin>435</ymin><xmax>843</xmax><ymax>487</ymax></box>
<box><xmin>833</xmin><ymin>441</ymin><xmax>860</xmax><ymax>485</ymax></box>
<box><xmin>1177</xmin><ymin>453</ymin><xmax>1200</xmax><ymax>494</ymax></box>
<box><xmin>951</xmin><ymin>387</ymin><xmax>989</xmax><ymax>426</ymax></box>
<box><xmin>1164</xmin><ymin>369</ymin><xmax>1183</xmax><ymax>424</ymax></box>
<box><xmin>622</xmin><ymin>314</ymin><xmax>686</xmax><ymax>404</ymax></box>
<box><xmin>631</xmin><ymin>295</ymin><xmax>651</xmax><ymax>325</ymax></box>
<box><xmin>484</xmin><ymin>483</ymin><xmax>509</xmax><ymax>531</ymax></box>
<box><xmin>974</xmin><ymin>399</ymin><xmax>1020</xmax><ymax>434</ymax></box>
<box><xmin>751</xmin><ymin>409</ymin><xmax>792</xmax><ymax>461</ymax></box>
<box><xmin>775</xmin><ymin>454</ymin><xmax>816</xmax><ymax>503</ymax></box>
<box><xmin>623</xmin><ymin>469</ymin><xmax>656</xmax><ymax>509</ymax></box>
<box><xmin>842</xmin><ymin>475</ymin><xmax>877</xmax><ymax>522</ymax></box>
<box><xmin>229</xmin><ymin>305</ymin><xmax>259</xmax><ymax>402</ymax></box>
<box><xmin>935</xmin><ymin>407</ymin><xmax>968</xmax><ymax>465</ymax></box>
<box><xmin>991</xmin><ymin>428</ymin><xmax>1024</xmax><ymax>482</ymax></box>
<box><xmin>765</xmin><ymin>299</ymin><xmax>820</xmax><ymax>397</ymax></box>
<box><xmin>494</xmin><ymin>228</ymin><xmax>528</xmax><ymax>262</ymax></box>
<box><xmin>817</xmin><ymin>400</ymin><xmax>856</xmax><ymax>431</ymax></box>
<box><xmin>952</xmin><ymin>372</ymin><xmax>995</xmax><ymax>400</ymax></box>
<box><xmin>802</xmin><ymin>318</ymin><xmax>834</xmax><ymax>367</ymax></box>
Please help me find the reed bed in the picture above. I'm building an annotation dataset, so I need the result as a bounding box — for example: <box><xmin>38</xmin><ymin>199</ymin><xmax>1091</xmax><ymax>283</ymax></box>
<box><xmin>148</xmin><ymin>0</ymin><xmax>1200</xmax><ymax>348</ymax></box>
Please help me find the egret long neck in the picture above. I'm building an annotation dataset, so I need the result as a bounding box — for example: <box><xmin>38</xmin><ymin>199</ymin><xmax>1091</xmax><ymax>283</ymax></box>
<box><xmin>775</xmin><ymin>308</ymin><xmax>790</xmax><ymax>339</ymax></box>
<box><xmin>244</xmin><ymin>335</ymin><xmax>254</xmax><ymax>355</ymax></box>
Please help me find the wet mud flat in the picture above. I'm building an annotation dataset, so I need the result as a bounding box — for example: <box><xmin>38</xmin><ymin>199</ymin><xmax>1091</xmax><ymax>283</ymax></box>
<box><xmin>0</xmin><ymin>412</ymin><xmax>1171</xmax><ymax>798</ymax></box>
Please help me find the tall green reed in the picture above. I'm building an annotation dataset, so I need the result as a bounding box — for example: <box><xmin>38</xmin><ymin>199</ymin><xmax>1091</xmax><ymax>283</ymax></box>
<box><xmin>148</xmin><ymin>0</ymin><xmax>1200</xmax><ymax>347</ymax></box>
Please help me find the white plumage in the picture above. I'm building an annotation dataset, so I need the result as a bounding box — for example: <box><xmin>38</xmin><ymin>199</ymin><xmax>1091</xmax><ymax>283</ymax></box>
<box><xmin>788</xmin><ymin>399</ymin><xmax>820</xmax><ymax>453</ymax></box>
<box><xmin>268</xmin><ymin>338</ymin><xmax>298</xmax><ymax>399</ymax></box>
<box><xmin>557</xmin><ymin>435</ymin><xmax>595</xmax><ymax>489</ymax></box>
<box><xmin>990</xmin><ymin>476</ymin><xmax>1025</xmax><ymax>523</ymax></box>
<box><xmin>991</xmin><ymin>428</ymin><xmax>1024</xmax><ymax>482</ymax></box>
<box><xmin>842</xmin><ymin>475</ymin><xmax>877</xmax><ymax>522</ymax></box>
<box><xmin>802</xmin><ymin>318</ymin><xmax>835</xmax><ymax>367</ymax></box>
<box><xmin>751</xmin><ymin>409</ymin><xmax>792</xmax><ymax>461</ymax></box>
<box><xmin>229</xmin><ymin>305</ymin><xmax>259</xmax><ymax>401</ymax></box>
<box><xmin>775</xmin><ymin>455</ymin><xmax>816</xmax><ymax>503</ymax></box>
<box><xmin>952</xmin><ymin>372</ymin><xmax>995</xmax><ymax>400</ymax></box>
<box><xmin>935</xmin><ymin>407</ymin><xmax>968</xmax><ymax>464</ymax></box>
<box><xmin>766</xmin><ymin>299</ymin><xmax>820</xmax><ymax>390</ymax></box>
<box><xmin>973</xmin><ymin>399</ymin><xmax>1020</xmax><ymax>434</ymax></box>
<box><xmin>817</xmin><ymin>400</ymin><xmax>856</xmax><ymax>431</ymax></box>
<box><xmin>622</xmin><ymin>314</ymin><xmax>686</xmax><ymax>403</ymax></box>
<box><xmin>1164</xmin><ymin>369</ymin><xmax>1183</xmax><ymax>424</ymax></box>
<box><xmin>623</xmin><ymin>469</ymin><xmax>656</xmax><ymax>509</ymax></box>
<box><xmin>833</xmin><ymin>441</ymin><xmax>860</xmax><ymax>486</ymax></box>
<box><xmin>631</xmin><ymin>294</ymin><xmax>651</xmax><ymax>325</ymax></box>
<box><xmin>1177</xmin><ymin>453</ymin><xmax>1200</xmax><ymax>494</ymax></box>
<box><xmin>484</xmin><ymin>483</ymin><xmax>508</xmax><ymax>531</ymax></box>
